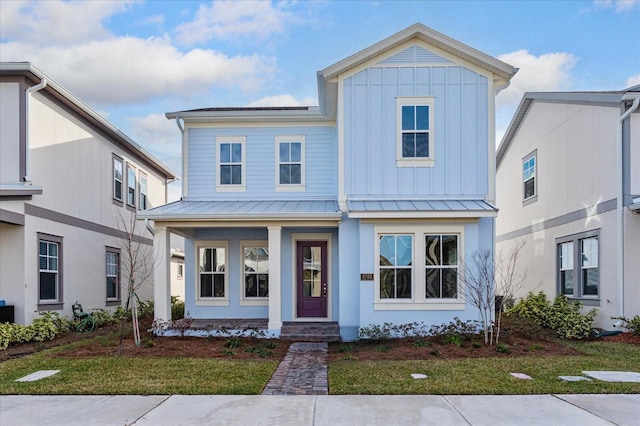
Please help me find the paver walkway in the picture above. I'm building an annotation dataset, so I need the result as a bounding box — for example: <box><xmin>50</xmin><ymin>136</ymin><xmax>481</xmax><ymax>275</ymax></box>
<box><xmin>262</xmin><ymin>342</ymin><xmax>328</xmax><ymax>395</ymax></box>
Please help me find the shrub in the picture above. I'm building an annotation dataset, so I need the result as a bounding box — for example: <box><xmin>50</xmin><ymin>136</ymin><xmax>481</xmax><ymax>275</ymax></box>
<box><xmin>496</xmin><ymin>343</ymin><xmax>511</xmax><ymax>353</ymax></box>
<box><xmin>509</xmin><ymin>292</ymin><xmax>552</xmax><ymax>328</ymax></box>
<box><xmin>612</xmin><ymin>315</ymin><xmax>640</xmax><ymax>335</ymax></box>
<box><xmin>171</xmin><ymin>296</ymin><xmax>185</xmax><ymax>320</ymax></box>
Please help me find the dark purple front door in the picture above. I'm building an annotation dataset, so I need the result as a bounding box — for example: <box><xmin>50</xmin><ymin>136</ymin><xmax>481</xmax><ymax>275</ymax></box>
<box><xmin>296</xmin><ymin>241</ymin><xmax>328</xmax><ymax>318</ymax></box>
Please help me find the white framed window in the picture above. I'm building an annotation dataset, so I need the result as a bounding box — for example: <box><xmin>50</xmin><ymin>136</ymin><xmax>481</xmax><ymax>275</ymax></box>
<box><xmin>241</xmin><ymin>241</ymin><xmax>269</xmax><ymax>306</ymax></box>
<box><xmin>113</xmin><ymin>155</ymin><xmax>123</xmax><ymax>204</ymax></box>
<box><xmin>106</xmin><ymin>247</ymin><xmax>120</xmax><ymax>301</ymax></box>
<box><xmin>275</xmin><ymin>135</ymin><xmax>305</xmax><ymax>190</ymax></box>
<box><xmin>139</xmin><ymin>172</ymin><xmax>148</xmax><ymax>210</ymax></box>
<box><xmin>374</xmin><ymin>225</ymin><xmax>464</xmax><ymax>311</ymax></box>
<box><xmin>523</xmin><ymin>151</ymin><xmax>537</xmax><ymax>204</ymax></box>
<box><xmin>177</xmin><ymin>263</ymin><xmax>183</xmax><ymax>280</ymax></box>
<box><xmin>556</xmin><ymin>231</ymin><xmax>599</xmax><ymax>301</ymax></box>
<box><xmin>126</xmin><ymin>164</ymin><xmax>136</xmax><ymax>208</ymax></box>
<box><xmin>196</xmin><ymin>241</ymin><xmax>229</xmax><ymax>306</ymax></box>
<box><xmin>216</xmin><ymin>136</ymin><xmax>246</xmax><ymax>191</ymax></box>
<box><xmin>38</xmin><ymin>233</ymin><xmax>63</xmax><ymax>308</ymax></box>
<box><xmin>396</xmin><ymin>97</ymin><xmax>435</xmax><ymax>167</ymax></box>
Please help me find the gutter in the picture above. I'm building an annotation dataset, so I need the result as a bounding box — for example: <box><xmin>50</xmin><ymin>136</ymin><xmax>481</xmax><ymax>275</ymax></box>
<box><xmin>616</xmin><ymin>92</ymin><xmax>640</xmax><ymax>318</ymax></box>
<box><xmin>24</xmin><ymin>79</ymin><xmax>47</xmax><ymax>182</ymax></box>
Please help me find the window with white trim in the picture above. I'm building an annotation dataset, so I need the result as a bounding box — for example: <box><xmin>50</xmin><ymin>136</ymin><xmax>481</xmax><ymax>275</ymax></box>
<box><xmin>106</xmin><ymin>247</ymin><xmax>120</xmax><ymax>301</ymax></box>
<box><xmin>375</xmin><ymin>225</ymin><xmax>464</xmax><ymax>310</ymax></box>
<box><xmin>113</xmin><ymin>155</ymin><xmax>123</xmax><ymax>204</ymax></box>
<box><xmin>216</xmin><ymin>136</ymin><xmax>246</xmax><ymax>191</ymax></box>
<box><xmin>523</xmin><ymin>151</ymin><xmax>537</xmax><ymax>203</ymax></box>
<box><xmin>38</xmin><ymin>234</ymin><xmax>63</xmax><ymax>305</ymax></box>
<box><xmin>396</xmin><ymin>97</ymin><xmax>435</xmax><ymax>167</ymax></box>
<box><xmin>276</xmin><ymin>136</ymin><xmax>305</xmax><ymax>189</ymax></box>
<box><xmin>197</xmin><ymin>243</ymin><xmax>228</xmax><ymax>302</ymax></box>
<box><xmin>242</xmin><ymin>244</ymin><xmax>269</xmax><ymax>299</ymax></box>
<box><xmin>557</xmin><ymin>231</ymin><xmax>599</xmax><ymax>301</ymax></box>
<box><xmin>177</xmin><ymin>263</ymin><xmax>183</xmax><ymax>280</ymax></box>
<box><xmin>126</xmin><ymin>164</ymin><xmax>136</xmax><ymax>208</ymax></box>
<box><xmin>139</xmin><ymin>172</ymin><xmax>148</xmax><ymax>210</ymax></box>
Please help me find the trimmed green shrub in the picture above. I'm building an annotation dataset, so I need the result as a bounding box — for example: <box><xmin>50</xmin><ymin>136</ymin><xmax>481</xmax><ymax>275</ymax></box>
<box><xmin>171</xmin><ymin>296</ymin><xmax>185</xmax><ymax>320</ymax></box>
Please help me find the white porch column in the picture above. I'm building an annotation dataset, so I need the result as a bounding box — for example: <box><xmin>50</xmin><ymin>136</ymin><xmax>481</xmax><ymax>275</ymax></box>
<box><xmin>268</xmin><ymin>226</ymin><xmax>282</xmax><ymax>331</ymax></box>
<box><xmin>153</xmin><ymin>225</ymin><xmax>171</xmax><ymax>321</ymax></box>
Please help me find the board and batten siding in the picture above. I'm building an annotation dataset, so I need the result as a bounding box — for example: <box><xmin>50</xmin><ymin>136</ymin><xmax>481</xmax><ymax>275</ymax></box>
<box><xmin>343</xmin><ymin>65</ymin><xmax>489</xmax><ymax>198</ymax></box>
<box><xmin>186</xmin><ymin>126</ymin><xmax>337</xmax><ymax>200</ymax></box>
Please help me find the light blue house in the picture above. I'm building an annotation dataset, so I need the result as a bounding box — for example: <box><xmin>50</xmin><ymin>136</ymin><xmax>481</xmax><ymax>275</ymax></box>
<box><xmin>140</xmin><ymin>24</ymin><xmax>517</xmax><ymax>341</ymax></box>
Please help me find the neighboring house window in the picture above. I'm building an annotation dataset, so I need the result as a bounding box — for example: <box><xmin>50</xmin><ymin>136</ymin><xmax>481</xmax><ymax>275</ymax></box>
<box><xmin>38</xmin><ymin>233</ymin><xmax>63</xmax><ymax>307</ymax></box>
<box><xmin>425</xmin><ymin>235</ymin><xmax>458</xmax><ymax>298</ymax></box>
<box><xmin>113</xmin><ymin>155</ymin><xmax>123</xmax><ymax>204</ymax></box>
<box><xmin>197</xmin><ymin>242</ymin><xmax>228</xmax><ymax>303</ymax></box>
<box><xmin>216</xmin><ymin>136</ymin><xmax>246</xmax><ymax>191</ymax></box>
<box><xmin>523</xmin><ymin>151</ymin><xmax>537</xmax><ymax>204</ymax></box>
<box><xmin>379</xmin><ymin>235</ymin><xmax>413</xmax><ymax>299</ymax></box>
<box><xmin>127</xmin><ymin>164</ymin><xmax>136</xmax><ymax>208</ymax></box>
<box><xmin>557</xmin><ymin>231</ymin><xmax>599</xmax><ymax>301</ymax></box>
<box><xmin>139</xmin><ymin>172</ymin><xmax>147</xmax><ymax>210</ymax></box>
<box><xmin>106</xmin><ymin>248</ymin><xmax>120</xmax><ymax>301</ymax></box>
<box><xmin>396</xmin><ymin>97</ymin><xmax>435</xmax><ymax>167</ymax></box>
<box><xmin>243</xmin><ymin>244</ymin><xmax>269</xmax><ymax>299</ymax></box>
<box><xmin>177</xmin><ymin>263</ymin><xmax>183</xmax><ymax>280</ymax></box>
<box><xmin>276</xmin><ymin>135</ymin><xmax>305</xmax><ymax>190</ymax></box>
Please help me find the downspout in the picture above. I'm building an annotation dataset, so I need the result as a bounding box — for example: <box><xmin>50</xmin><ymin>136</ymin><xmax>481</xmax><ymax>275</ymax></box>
<box><xmin>24</xmin><ymin>79</ymin><xmax>47</xmax><ymax>182</ymax></box>
<box><xmin>616</xmin><ymin>93</ymin><xmax>640</xmax><ymax>318</ymax></box>
<box><xmin>145</xmin><ymin>219</ymin><xmax>154</xmax><ymax>236</ymax></box>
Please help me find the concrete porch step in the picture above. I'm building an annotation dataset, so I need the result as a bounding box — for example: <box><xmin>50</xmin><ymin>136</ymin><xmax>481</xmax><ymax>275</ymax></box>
<box><xmin>280</xmin><ymin>321</ymin><xmax>341</xmax><ymax>342</ymax></box>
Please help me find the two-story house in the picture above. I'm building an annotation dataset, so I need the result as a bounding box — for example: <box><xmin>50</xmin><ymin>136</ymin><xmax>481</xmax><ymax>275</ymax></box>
<box><xmin>0</xmin><ymin>63</ymin><xmax>178</xmax><ymax>325</ymax></box>
<box><xmin>141</xmin><ymin>24</ymin><xmax>516</xmax><ymax>341</ymax></box>
<box><xmin>496</xmin><ymin>87</ymin><xmax>640</xmax><ymax>329</ymax></box>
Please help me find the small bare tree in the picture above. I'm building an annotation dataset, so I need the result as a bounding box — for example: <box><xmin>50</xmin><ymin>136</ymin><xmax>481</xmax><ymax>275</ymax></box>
<box><xmin>458</xmin><ymin>239</ymin><xmax>527</xmax><ymax>345</ymax></box>
<box><xmin>114</xmin><ymin>210</ymin><xmax>157</xmax><ymax>348</ymax></box>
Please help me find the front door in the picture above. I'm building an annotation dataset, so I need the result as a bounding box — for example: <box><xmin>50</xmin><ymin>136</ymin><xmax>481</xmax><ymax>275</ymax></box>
<box><xmin>296</xmin><ymin>241</ymin><xmax>328</xmax><ymax>318</ymax></box>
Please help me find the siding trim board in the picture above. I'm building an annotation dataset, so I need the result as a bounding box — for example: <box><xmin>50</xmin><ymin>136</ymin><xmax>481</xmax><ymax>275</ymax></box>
<box><xmin>0</xmin><ymin>208</ymin><xmax>25</xmax><ymax>225</ymax></box>
<box><xmin>496</xmin><ymin>198</ymin><xmax>617</xmax><ymax>242</ymax></box>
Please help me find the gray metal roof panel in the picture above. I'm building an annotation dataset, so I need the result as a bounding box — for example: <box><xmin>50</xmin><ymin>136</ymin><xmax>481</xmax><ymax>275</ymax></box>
<box><xmin>346</xmin><ymin>199</ymin><xmax>497</xmax><ymax>213</ymax></box>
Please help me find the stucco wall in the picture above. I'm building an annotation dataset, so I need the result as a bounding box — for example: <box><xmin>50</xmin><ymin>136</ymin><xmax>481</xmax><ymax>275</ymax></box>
<box><xmin>0</xmin><ymin>82</ymin><xmax>21</xmax><ymax>183</ymax></box>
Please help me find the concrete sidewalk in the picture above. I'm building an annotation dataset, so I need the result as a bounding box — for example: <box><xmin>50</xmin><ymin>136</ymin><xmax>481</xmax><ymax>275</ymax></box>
<box><xmin>1</xmin><ymin>394</ymin><xmax>638</xmax><ymax>425</ymax></box>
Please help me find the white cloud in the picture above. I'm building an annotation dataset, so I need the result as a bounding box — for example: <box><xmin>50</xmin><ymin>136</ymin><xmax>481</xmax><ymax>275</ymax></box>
<box><xmin>626</xmin><ymin>74</ymin><xmax>640</xmax><ymax>88</ymax></box>
<box><xmin>246</xmin><ymin>94</ymin><xmax>317</xmax><ymax>107</ymax></box>
<box><xmin>175</xmin><ymin>0</ymin><xmax>295</xmax><ymax>45</ymax></box>
<box><xmin>594</xmin><ymin>0</ymin><xmax>640</xmax><ymax>12</ymax></box>
<box><xmin>0</xmin><ymin>37</ymin><xmax>276</xmax><ymax>105</ymax></box>
<box><xmin>0</xmin><ymin>0</ymin><xmax>133</xmax><ymax>46</ymax></box>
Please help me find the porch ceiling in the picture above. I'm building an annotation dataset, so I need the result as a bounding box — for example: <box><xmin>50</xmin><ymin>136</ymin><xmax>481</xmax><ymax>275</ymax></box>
<box><xmin>138</xmin><ymin>199</ymin><xmax>342</xmax><ymax>221</ymax></box>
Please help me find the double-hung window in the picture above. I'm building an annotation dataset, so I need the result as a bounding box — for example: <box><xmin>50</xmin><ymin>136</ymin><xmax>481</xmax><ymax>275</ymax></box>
<box><xmin>276</xmin><ymin>136</ymin><xmax>305</xmax><ymax>190</ymax></box>
<box><xmin>379</xmin><ymin>235</ymin><xmax>413</xmax><ymax>299</ymax></box>
<box><xmin>126</xmin><ymin>164</ymin><xmax>136</xmax><ymax>208</ymax></box>
<box><xmin>139</xmin><ymin>173</ymin><xmax>148</xmax><ymax>210</ymax></box>
<box><xmin>523</xmin><ymin>151</ymin><xmax>537</xmax><ymax>204</ymax></box>
<box><xmin>242</xmin><ymin>242</ymin><xmax>269</xmax><ymax>303</ymax></box>
<box><xmin>396</xmin><ymin>97</ymin><xmax>435</xmax><ymax>167</ymax></box>
<box><xmin>425</xmin><ymin>235</ymin><xmax>459</xmax><ymax>299</ymax></box>
<box><xmin>197</xmin><ymin>242</ymin><xmax>228</xmax><ymax>305</ymax></box>
<box><xmin>113</xmin><ymin>155</ymin><xmax>123</xmax><ymax>204</ymax></box>
<box><xmin>38</xmin><ymin>233</ymin><xmax>63</xmax><ymax>308</ymax></box>
<box><xmin>106</xmin><ymin>248</ymin><xmax>120</xmax><ymax>301</ymax></box>
<box><xmin>216</xmin><ymin>136</ymin><xmax>246</xmax><ymax>191</ymax></box>
<box><xmin>557</xmin><ymin>231</ymin><xmax>599</xmax><ymax>302</ymax></box>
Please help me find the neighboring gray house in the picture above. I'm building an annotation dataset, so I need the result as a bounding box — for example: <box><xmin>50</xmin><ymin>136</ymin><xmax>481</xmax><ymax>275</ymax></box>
<box><xmin>496</xmin><ymin>87</ymin><xmax>640</xmax><ymax>328</ymax></box>
<box><xmin>0</xmin><ymin>63</ymin><xmax>177</xmax><ymax>325</ymax></box>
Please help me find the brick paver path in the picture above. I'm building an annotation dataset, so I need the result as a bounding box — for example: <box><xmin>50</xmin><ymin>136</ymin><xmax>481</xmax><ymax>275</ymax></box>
<box><xmin>261</xmin><ymin>342</ymin><xmax>328</xmax><ymax>395</ymax></box>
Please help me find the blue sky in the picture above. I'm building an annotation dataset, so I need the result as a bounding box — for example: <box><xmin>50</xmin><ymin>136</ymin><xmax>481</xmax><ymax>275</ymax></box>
<box><xmin>1</xmin><ymin>0</ymin><xmax>639</xmax><ymax>200</ymax></box>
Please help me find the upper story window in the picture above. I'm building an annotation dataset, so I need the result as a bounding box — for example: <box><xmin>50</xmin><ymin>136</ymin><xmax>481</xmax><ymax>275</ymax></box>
<box><xmin>216</xmin><ymin>136</ymin><xmax>246</xmax><ymax>192</ymax></box>
<box><xmin>126</xmin><ymin>164</ymin><xmax>136</xmax><ymax>208</ymax></box>
<box><xmin>557</xmin><ymin>231</ymin><xmax>599</xmax><ymax>302</ymax></box>
<box><xmin>523</xmin><ymin>151</ymin><xmax>537</xmax><ymax>205</ymax></box>
<box><xmin>276</xmin><ymin>135</ymin><xmax>305</xmax><ymax>190</ymax></box>
<box><xmin>113</xmin><ymin>155</ymin><xmax>123</xmax><ymax>205</ymax></box>
<box><xmin>139</xmin><ymin>172</ymin><xmax>148</xmax><ymax>210</ymax></box>
<box><xmin>396</xmin><ymin>97</ymin><xmax>435</xmax><ymax>167</ymax></box>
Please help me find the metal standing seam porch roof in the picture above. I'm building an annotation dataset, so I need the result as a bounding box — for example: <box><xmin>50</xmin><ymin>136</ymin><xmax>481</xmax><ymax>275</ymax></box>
<box><xmin>139</xmin><ymin>198</ymin><xmax>497</xmax><ymax>221</ymax></box>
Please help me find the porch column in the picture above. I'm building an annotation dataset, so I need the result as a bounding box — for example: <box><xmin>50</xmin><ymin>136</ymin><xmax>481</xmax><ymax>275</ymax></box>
<box><xmin>268</xmin><ymin>226</ymin><xmax>282</xmax><ymax>330</ymax></box>
<box><xmin>153</xmin><ymin>225</ymin><xmax>171</xmax><ymax>321</ymax></box>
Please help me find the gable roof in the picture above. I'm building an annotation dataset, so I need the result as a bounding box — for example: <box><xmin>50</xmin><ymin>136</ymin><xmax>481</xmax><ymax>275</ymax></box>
<box><xmin>496</xmin><ymin>86</ymin><xmax>640</xmax><ymax>168</ymax></box>
<box><xmin>319</xmin><ymin>23</ymin><xmax>517</xmax><ymax>82</ymax></box>
<box><xmin>0</xmin><ymin>62</ymin><xmax>178</xmax><ymax>180</ymax></box>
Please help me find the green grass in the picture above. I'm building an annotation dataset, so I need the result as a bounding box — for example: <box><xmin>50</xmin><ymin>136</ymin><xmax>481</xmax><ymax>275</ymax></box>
<box><xmin>329</xmin><ymin>341</ymin><xmax>640</xmax><ymax>395</ymax></box>
<box><xmin>1</xmin><ymin>347</ymin><xmax>277</xmax><ymax>395</ymax></box>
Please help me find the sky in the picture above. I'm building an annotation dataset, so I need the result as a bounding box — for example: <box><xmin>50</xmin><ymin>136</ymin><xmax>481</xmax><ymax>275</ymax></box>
<box><xmin>1</xmin><ymin>0</ymin><xmax>639</xmax><ymax>201</ymax></box>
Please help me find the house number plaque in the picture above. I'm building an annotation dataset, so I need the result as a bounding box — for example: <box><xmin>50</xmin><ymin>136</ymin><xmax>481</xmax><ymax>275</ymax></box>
<box><xmin>360</xmin><ymin>273</ymin><xmax>374</xmax><ymax>281</ymax></box>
